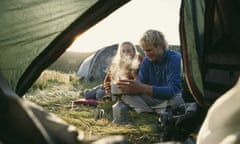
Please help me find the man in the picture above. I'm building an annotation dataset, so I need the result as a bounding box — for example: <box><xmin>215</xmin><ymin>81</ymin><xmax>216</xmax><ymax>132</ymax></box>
<box><xmin>117</xmin><ymin>29</ymin><xmax>184</xmax><ymax>114</ymax></box>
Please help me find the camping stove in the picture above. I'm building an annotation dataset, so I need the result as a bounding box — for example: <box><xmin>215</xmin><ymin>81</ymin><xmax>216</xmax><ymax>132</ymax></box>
<box><xmin>112</xmin><ymin>95</ymin><xmax>128</xmax><ymax>124</ymax></box>
<box><xmin>111</xmin><ymin>84</ymin><xmax>128</xmax><ymax>124</ymax></box>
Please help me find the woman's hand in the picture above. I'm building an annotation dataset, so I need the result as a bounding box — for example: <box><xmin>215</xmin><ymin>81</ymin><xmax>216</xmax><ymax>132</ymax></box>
<box><xmin>103</xmin><ymin>82</ymin><xmax>111</xmax><ymax>94</ymax></box>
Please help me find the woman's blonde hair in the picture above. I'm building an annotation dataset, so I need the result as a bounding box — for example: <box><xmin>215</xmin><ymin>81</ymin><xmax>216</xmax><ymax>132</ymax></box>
<box><xmin>139</xmin><ymin>29</ymin><xmax>168</xmax><ymax>50</ymax></box>
<box><xmin>116</xmin><ymin>41</ymin><xmax>137</xmax><ymax>58</ymax></box>
<box><xmin>109</xmin><ymin>41</ymin><xmax>139</xmax><ymax>82</ymax></box>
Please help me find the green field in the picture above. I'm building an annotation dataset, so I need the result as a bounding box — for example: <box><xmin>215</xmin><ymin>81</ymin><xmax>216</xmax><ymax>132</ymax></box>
<box><xmin>24</xmin><ymin>70</ymin><xmax>161</xmax><ymax>143</ymax></box>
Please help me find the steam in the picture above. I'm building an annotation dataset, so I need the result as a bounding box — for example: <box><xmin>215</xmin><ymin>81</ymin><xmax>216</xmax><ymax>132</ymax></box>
<box><xmin>110</xmin><ymin>54</ymin><xmax>140</xmax><ymax>83</ymax></box>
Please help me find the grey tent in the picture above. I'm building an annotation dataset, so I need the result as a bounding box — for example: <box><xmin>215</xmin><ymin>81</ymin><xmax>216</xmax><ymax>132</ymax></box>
<box><xmin>1</xmin><ymin>0</ymin><xmax>240</xmax><ymax>143</ymax></box>
<box><xmin>77</xmin><ymin>44</ymin><xmax>118</xmax><ymax>82</ymax></box>
<box><xmin>76</xmin><ymin>44</ymin><xmax>145</xmax><ymax>82</ymax></box>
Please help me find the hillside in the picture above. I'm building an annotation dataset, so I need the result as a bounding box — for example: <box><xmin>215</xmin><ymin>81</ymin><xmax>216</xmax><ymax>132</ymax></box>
<box><xmin>49</xmin><ymin>51</ymin><xmax>94</xmax><ymax>73</ymax></box>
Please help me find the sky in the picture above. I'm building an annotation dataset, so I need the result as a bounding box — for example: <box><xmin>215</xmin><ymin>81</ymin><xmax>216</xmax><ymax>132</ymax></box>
<box><xmin>67</xmin><ymin>0</ymin><xmax>181</xmax><ymax>53</ymax></box>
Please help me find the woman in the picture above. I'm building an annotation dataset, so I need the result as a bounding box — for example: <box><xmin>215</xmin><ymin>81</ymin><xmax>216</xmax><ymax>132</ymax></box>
<box><xmin>103</xmin><ymin>41</ymin><xmax>143</xmax><ymax>96</ymax></box>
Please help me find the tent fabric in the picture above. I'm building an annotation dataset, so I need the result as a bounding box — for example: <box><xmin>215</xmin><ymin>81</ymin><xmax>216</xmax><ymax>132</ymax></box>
<box><xmin>0</xmin><ymin>0</ymin><xmax>130</xmax><ymax>96</ymax></box>
<box><xmin>180</xmin><ymin>0</ymin><xmax>240</xmax><ymax>108</ymax></box>
<box><xmin>180</xmin><ymin>0</ymin><xmax>206</xmax><ymax>107</ymax></box>
<box><xmin>77</xmin><ymin>44</ymin><xmax>118</xmax><ymax>82</ymax></box>
<box><xmin>202</xmin><ymin>0</ymin><xmax>240</xmax><ymax>103</ymax></box>
<box><xmin>0</xmin><ymin>0</ymin><xmax>97</xmax><ymax>95</ymax></box>
<box><xmin>77</xmin><ymin>54</ymin><xmax>95</xmax><ymax>80</ymax></box>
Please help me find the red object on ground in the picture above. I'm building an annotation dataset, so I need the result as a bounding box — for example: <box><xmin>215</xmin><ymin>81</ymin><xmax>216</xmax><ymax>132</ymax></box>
<box><xmin>73</xmin><ymin>98</ymin><xmax>99</xmax><ymax>106</ymax></box>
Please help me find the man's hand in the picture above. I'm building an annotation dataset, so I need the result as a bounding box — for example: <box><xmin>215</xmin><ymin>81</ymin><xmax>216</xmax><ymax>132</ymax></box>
<box><xmin>116</xmin><ymin>72</ymin><xmax>142</xmax><ymax>94</ymax></box>
<box><xmin>117</xmin><ymin>71</ymin><xmax>153</xmax><ymax>96</ymax></box>
<box><xmin>117</xmin><ymin>79</ymin><xmax>142</xmax><ymax>94</ymax></box>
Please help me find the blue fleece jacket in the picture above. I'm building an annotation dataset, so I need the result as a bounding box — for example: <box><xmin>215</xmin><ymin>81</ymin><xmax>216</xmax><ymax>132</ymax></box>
<box><xmin>138</xmin><ymin>50</ymin><xmax>182</xmax><ymax>99</ymax></box>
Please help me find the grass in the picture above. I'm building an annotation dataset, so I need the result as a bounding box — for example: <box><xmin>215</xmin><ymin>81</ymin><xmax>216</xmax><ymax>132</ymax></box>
<box><xmin>24</xmin><ymin>70</ymin><xmax>162</xmax><ymax>143</ymax></box>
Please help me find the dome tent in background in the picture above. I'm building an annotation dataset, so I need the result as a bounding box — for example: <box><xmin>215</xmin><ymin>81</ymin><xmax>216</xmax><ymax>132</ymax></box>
<box><xmin>77</xmin><ymin>44</ymin><xmax>118</xmax><ymax>82</ymax></box>
<box><xmin>76</xmin><ymin>43</ymin><xmax>145</xmax><ymax>82</ymax></box>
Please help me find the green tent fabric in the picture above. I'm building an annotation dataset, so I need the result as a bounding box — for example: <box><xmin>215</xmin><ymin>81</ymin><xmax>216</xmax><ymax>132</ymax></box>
<box><xmin>0</xmin><ymin>0</ymin><xmax>130</xmax><ymax>96</ymax></box>
<box><xmin>0</xmin><ymin>0</ymin><xmax>94</xmax><ymax>95</ymax></box>
<box><xmin>180</xmin><ymin>0</ymin><xmax>206</xmax><ymax>107</ymax></box>
<box><xmin>180</xmin><ymin>0</ymin><xmax>240</xmax><ymax>108</ymax></box>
